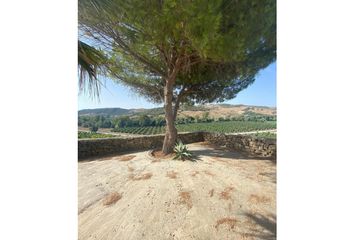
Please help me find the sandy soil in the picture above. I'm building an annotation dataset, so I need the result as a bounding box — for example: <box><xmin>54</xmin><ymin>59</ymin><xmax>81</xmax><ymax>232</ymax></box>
<box><xmin>78</xmin><ymin>143</ymin><xmax>276</xmax><ymax>240</ymax></box>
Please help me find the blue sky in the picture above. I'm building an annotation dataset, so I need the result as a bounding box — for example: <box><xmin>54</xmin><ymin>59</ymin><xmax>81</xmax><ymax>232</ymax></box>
<box><xmin>78</xmin><ymin>62</ymin><xmax>276</xmax><ymax>110</ymax></box>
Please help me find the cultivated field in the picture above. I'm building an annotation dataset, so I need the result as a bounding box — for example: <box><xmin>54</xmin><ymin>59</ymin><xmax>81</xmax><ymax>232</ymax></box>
<box><xmin>112</xmin><ymin>121</ymin><xmax>276</xmax><ymax>135</ymax></box>
<box><xmin>78</xmin><ymin>142</ymin><xmax>276</xmax><ymax>240</ymax></box>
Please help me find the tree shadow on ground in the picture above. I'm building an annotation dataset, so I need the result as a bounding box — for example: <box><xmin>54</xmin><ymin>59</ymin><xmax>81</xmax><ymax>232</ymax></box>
<box><xmin>171</xmin><ymin>154</ymin><xmax>203</xmax><ymax>162</ymax></box>
<box><xmin>258</xmin><ymin>171</ymin><xmax>277</xmax><ymax>184</ymax></box>
<box><xmin>243</xmin><ymin>212</ymin><xmax>276</xmax><ymax>240</ymax></box>
<box><xmin>189</xmin><ymin>147</ymin><xmax>275</xmax><ymax>162</ymax></box>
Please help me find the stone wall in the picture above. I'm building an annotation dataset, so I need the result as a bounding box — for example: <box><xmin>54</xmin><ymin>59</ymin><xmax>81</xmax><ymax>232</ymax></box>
<box><xmin>78</xmin><ymin>132</ymin><xmax>204</xmax><ymax>160</ymax></box>
<box><xmin>203</xmin><ymin>132</ymin><xmax>276</xmax><ymax>159</ymax></box>
<box><xmin>78</xmin><ymin>131</ymin><xmax>276</xmax><ymax>160</ymax></box>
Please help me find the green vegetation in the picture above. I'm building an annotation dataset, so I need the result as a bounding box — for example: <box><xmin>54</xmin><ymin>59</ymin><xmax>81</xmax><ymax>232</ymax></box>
<box><xmin>173</xmin><ymin>141</ymin><xmax>193</xmax><ymax>161</ymax></box>
<box><xmin>112</xmin><ymin>121</ymin><xmax>276</xmax><ymax>135</ymax></box>
<box><xmin>79</xmin><ymin>112</ymin><xmax>275</xmax><ymax>129</ymax></box>
<box><xmin>79</xmin><ymin>115</ymin><xmax>115</xmax><ymax>128</ymax></box>
<box><xmin>89</xmin><ymin>125</ymin><xmax>98</xmax><ymax>132</ymax></box>
<box><xmin>78</xmin><ymin>131</ymin><xmax>116</xmax><ymax>139</ymax></box>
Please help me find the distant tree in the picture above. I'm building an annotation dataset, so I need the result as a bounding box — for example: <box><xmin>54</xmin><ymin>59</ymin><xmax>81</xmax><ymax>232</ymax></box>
<box><xmin>202</xmin><ymin>112</ymin><xmax>210</xmax><ymax>122</ymax></box>
<box><xmin>78</xmin><ymin>117</ymin><xmax>83</xmax><ymax>126</ymax></box>
<box><xmin>101</xmin><ymin>119</ymin><xmax>112</xmax><ymax>128</ymax></box>
<box><xmin>90</xmin><ymin>125</ymin><xmax>98</xmax><ymax>133</ymax></box>
<box><xmin>79</xmin><ymin>0</ymin><xmax>276</xmax><ymax>153</ymax></box>
<box><xmin>139</xmin><ymin>115</ymin><xmax>152</xmax><ymax>127</ymax></box>
<box><xmin>115</xmin><ymin>116</ymin><xmax>129</xmax><ymax>128</ymax></box>
<box><xmin>149</xmin><ymin>118</ymin><xmax>156</xmax><ymax>127</ymax></box>
<box><xmin>195</xmin><ymin>116</ymin><xmax>201</xmax><ymax>123</ymax></box>
<box><xmin>155</xmin><ymin>117</ymin><xmax>166</xmax><ymax>126</ymax></box>
<box><xmin>187</xmin><ymin>116</ymin><xmax>195</xmax><ymax>124</ymax></box>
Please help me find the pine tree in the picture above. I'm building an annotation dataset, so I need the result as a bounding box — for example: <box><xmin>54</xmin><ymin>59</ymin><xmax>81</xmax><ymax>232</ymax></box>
<box><xmin>79</xmin><ymin>0</ymin><xmax>276</xmax><ymax>154</ymax></box>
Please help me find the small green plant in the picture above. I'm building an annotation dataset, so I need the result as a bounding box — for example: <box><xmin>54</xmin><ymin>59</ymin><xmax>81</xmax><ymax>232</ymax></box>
<box><xmin>173</xmin><ymin>140</ymin><xmax>193</xmax><ymax>161</ymax></box>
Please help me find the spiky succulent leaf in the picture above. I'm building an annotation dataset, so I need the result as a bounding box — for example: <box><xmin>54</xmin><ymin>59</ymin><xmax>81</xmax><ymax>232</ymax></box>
<box><xmin>173</xmin><ymin>140</ymin><xmax>193</xmax><ymax>160</ymax></box>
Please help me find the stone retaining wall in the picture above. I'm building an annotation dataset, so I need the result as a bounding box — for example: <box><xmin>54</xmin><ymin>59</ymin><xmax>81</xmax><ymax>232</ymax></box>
<box><xmin>78</xmin><ymin>131</ymin><xmax>276</xmax><ymax>160</ymax></box>
<box><xmin>203</xmin><ymin>132</ymin><xmax>276</xmax><ymax>159</ymax></box>
<box><xmin>78</xmin><ymin>132</ymin><xmax>204</xmax><ymax>160</ymax></box>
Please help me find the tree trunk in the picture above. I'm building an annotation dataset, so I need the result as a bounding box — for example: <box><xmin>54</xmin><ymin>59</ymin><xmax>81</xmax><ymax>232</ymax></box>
<box><xmin>162</xmin><ymin>80</ymin><xmax>177</xmax><ymax>154</ymax></box>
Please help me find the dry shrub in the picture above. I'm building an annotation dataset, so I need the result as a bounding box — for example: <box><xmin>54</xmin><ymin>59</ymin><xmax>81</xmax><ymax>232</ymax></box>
<box><xmin>151</xmin><ymin>159</ymin><xmax>161</xmax><ymax>163</ymax></box>
<box><xmin>203</xmin><ymin>170</ymin><xmax>215</xmax><ymax>176</ymax></box>
<box><xmin>190</xmin><ymin>171</ymin><xmax>199</xmax><ymax>177</ymax></box>
<box><xmin>179</xmin><ymin>191</ymin><xmax>192</xmax><ymax>209</ymax></box>
<box><xmin>166</xmin><ymin>171</ymin><xmax>178</xmax><ymax>179</ymax></box>
<box><xmin>118</xmin><ymin>155</ymin><xmax>136</xmax><ymax>161</ymax></box>
<box><xmin>209</xmin><ymin>189</ymin><xmax>214</xmax><ymax>197</ymax></box>
<box><xmin>215</xmin><ymin>217</ymin><xmax>238</xmax><ymax>230</ymax></box>
<box><xmin>248</xmin><ymin>194</ymin><xmax>270</xmax><ymax>204</ymax></box>
<box><xmin>102</xmin><ymin>192</ymin><xmax>122</xmax><ymax>206</ymax></box>
<box><xmin>220</xmin><ymin>187</ymin><xmax>235</xmax><ymax>200</ymax></box>
<box><xmin>152</xmin><ymin>150</ymin><xmax>175</xmax><ymax>159</ymax></box>
<box><xmin>129</xmin><ymin>172</ymin><xmax>153</xmax><ymax>181</ymax></box>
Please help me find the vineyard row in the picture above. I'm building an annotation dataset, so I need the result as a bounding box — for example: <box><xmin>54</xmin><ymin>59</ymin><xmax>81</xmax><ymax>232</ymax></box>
<box><xmin>112</xmin><ymin>121</ymin><xmax>276</xmax><ymax>135</ymax></box>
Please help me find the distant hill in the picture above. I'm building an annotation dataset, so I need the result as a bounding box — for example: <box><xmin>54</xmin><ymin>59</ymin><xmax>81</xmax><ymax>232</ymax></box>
<box><xmin>78</xmin><ymin>104</ymin><xmax>276</xmax><ymax>118</ymax></box>
<box><xmin>78</xmin><ymin>108</ymin><xmax>131</xmax><ymax>116</ymax></box>
<box><xmin>177</xmin><ymin>104</ymin><xmax>276</xmax><ymax>118</ymax></box>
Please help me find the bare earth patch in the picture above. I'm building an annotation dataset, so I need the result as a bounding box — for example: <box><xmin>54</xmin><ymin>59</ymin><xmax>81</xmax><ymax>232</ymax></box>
<box><xmin>129</xmin><ymin>172</ymin><xmax>153</xmax><ymax>181</ymax></box>
<box><xmin>220</xmin><ymin>187</ymin><xmax>235</xmax><ymax>200</ymax></box>
<box><xmin>215</xmin><ymin>217</ymin><xmax>238</xmax><ymax>230</ymax></box>
<box><xmin>179</xmin><ymin>191</ymin><xmax>193</xmax><ymax>209</ymax></box>
<box><xmin>78</xmin><ymin>143</ymin><xmax>275</xmax><ymax>240</ymax></box>
<box><xmin>102</xmin><ymin>192</ymin><xmax>122</xmax><ymax>206</ymax></box>
<box><xmin>209</xmin><ymin>189</ymin><xmax>214</xmax><ymax>197</ymax></box>
<box><xmin>248</xmin><ymin>194</ymin><xmax>271</xmax><ymax>204</ymax></box>
<box><xmin>203</xmin><ymin>170</ymin><xmax>215</xmax><ymax>176</ymax></box>
<box><xmin>166</xmin><ymin>171</ymin><xmax>178</xmax><ymax>179</ymax></box>
<box><xmin>151</xmin><ymin>150</ymin><xmax>175</xmax><ymax>159</ymax></box>
<box><xmin>212</xmin><ymin>157</ymin><xmax>230</xmax><ymax>164</ymax></box>
<box><xmin>117</xmin><ymin>155</ymin><xmax>136</xmax><ymax>161</ymax></box>
<box><xmin>228</xmin><ymin>203</ymin><xmax>232</xmax><ymax>211</ymax></box>
<box><xmin>151</xmin><ymin>158</ymin><xmax>161</xmax><ymax>163</ymax></box>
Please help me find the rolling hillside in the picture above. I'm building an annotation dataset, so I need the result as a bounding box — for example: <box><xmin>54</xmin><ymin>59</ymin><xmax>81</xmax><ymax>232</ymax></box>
<box><xmin>78</xmin><ymin>104</ymin><xmax>276</xmax><ymax>118</ymax></box>
<box><xmin>78</xmin><ymin>107</ymin><xmax>131</xmax><ymax>116</ymax></box>
<box><xmin>177</xmin><ymin>104</ymin><xmax>276</xmax><ymax>119</ymax></box>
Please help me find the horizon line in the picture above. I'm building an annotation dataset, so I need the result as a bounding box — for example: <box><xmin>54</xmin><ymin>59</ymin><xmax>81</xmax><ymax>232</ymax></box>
<box><xmin>78</xmin><ymin>103</ymin><xmax>277</xmax><ymax>111</ymax></box>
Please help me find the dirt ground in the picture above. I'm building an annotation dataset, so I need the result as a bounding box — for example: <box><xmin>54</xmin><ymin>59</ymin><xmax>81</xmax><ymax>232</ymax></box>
<box><xmin>78</xmin><ymin>142</ymin><xmax>276</xmax><ymax>240</ymax></box>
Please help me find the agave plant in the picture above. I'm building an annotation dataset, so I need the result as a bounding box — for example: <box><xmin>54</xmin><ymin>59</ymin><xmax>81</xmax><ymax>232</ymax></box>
<box><xmin>173</xmin><ymin>140</ymin><xmax>193</xmax><ymax>161</ymax></box>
